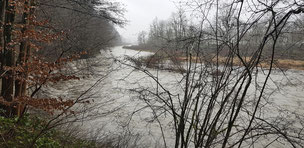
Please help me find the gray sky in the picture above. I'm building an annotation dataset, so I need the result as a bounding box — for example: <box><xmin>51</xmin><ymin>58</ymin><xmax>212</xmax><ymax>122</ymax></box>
<box><xmin>116</xmin><ymin>0</ymin><xmax>178</xmax><ymax>44</ymax></box>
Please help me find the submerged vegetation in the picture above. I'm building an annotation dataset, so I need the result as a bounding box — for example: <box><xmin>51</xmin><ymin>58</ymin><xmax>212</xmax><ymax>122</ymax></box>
<box><xmin>125</xmin><ymin>51</ymin><xmax>186</xmax><ymax>73</ymax></box>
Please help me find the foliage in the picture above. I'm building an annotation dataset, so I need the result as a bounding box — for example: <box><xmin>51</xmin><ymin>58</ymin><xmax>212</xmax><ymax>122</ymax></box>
<box><xmin>0</xmin><ymin>115</ymin><xmax>98</xmax><ymax>148</ymax></box>
<box><xmin>0</xmin><ymin>0</ymin><xmax>124</xmax><ymax>147</ymax></box>
<box><xmin>0</xmin><ymin>0</ymin><xmax>81</xmax><ymax>117</ymax></box>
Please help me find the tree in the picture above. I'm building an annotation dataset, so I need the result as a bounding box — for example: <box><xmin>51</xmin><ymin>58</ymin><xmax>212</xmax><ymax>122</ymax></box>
<box><xmin>0</xmin><ymin>0</ymin><xmax>124</xmax><ymax>146</ymax></box>
<box><xmin>127</xmin><ymin>0</ymin><xmax>304</xmax><ymax>147</ymax></box>
<box><xmin>37</xmin><ymin>0</ymin><xmax>124</xmax><ymax>59</ymax></box>
<box><xmin>138</xmin><ymin>31</ymin><xmax>147</xmax><ymax>45</ymax></box>
<box><xmin>137</xmin><ymin>8</ymin><xmax>192</xmax><ymax>52</ymax></box>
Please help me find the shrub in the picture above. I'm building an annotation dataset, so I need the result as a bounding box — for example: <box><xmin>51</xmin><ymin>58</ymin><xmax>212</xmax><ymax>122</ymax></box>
<box><xmin>0</xmin><ymin>115</ymin><xmax>97</xmax><ymax>148</ymax></box>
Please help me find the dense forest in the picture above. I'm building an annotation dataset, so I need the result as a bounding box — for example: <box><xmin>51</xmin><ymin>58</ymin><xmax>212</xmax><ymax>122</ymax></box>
<box><xmin>0</xmin><ymin>0</ymin><xmax>124</xmax><ymax>147</ymax></box>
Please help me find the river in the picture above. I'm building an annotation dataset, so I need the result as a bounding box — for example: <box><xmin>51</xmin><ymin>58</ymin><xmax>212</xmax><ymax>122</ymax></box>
<box><xmin>44</xmin><ymin>46</ymin><xmax>304</xmax><ymax>148</ymax></box>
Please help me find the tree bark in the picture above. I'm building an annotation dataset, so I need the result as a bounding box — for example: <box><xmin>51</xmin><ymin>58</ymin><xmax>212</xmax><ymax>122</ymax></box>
<box><xmin>1</xmin><ymin>0</ymin><xmax>16</xmax><ymax>117</ymax></box>
<box><xmin>15</xmin><ymin>0</ymin><xmax>32</xmax><ymax>117</ymax></box>
<box><xmin>0</xmin><ymin>0</ymin><xmax>7</xmax><ymax>84</ymax></box>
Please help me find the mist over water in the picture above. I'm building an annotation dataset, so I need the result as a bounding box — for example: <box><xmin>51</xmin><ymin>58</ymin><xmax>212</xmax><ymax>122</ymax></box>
<box><xmin>116</xmin><ymin>0</ymin><xmax>179</xmax><ymax>43</ymax></box>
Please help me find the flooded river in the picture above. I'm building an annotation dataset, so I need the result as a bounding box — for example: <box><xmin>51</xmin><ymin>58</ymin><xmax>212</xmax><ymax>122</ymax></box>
<box><xmin>45</xmin><ymin>46</ymin><xmax>304</xmax><ymax>147</ymax></box>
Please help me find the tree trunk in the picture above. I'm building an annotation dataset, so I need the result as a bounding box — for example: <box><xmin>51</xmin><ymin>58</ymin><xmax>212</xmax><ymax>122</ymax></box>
<box><xmin>1</xmin><ymin>0</ymin><xmax>16</xmax><ymax>117</ymax></box>
<box><xmin>15</xmin><ymin>0</ymin><xmax>32</xmax><ymax>117</ymax></box>
<box><xmin>0</xmin><ymin>0</ymin><xmax>7</xmax><ymax>90</ymax></box>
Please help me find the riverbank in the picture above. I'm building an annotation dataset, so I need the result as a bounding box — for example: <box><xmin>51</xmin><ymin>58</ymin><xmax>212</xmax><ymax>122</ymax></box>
<box><xmin>123</xmin><ymin>45</ymin><xmax>304</xmax><ymax>71</ymax></box>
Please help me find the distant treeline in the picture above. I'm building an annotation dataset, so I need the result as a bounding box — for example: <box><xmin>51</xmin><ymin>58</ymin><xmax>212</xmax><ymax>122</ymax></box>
<box><xmin>135</xmin><ymin>9</ymin><xmax>304</xmax><ymax>60</ymax></box>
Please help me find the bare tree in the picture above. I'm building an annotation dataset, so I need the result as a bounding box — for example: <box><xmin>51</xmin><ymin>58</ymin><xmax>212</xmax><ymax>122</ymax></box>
<box><xmin>124</xmin><ymin>0</ymin><xmax>304</xmax><ymax>147</ymax></box>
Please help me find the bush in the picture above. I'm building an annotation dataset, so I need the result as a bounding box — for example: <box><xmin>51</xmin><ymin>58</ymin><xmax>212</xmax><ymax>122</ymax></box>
<box><xmin>126</xmin><ymin>53</ymin><xmax>186</xmax><ymax>73</ymax></box>
<box><xmin>0</xmin><ymin>115</ymin><xmax>97</xmax><ymax>148</ymax></box>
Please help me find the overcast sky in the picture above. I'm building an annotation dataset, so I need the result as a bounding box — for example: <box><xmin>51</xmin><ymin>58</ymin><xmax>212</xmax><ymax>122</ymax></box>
<box><xmin>116</xmin><ymin>0</ymin><xmax>178</xmax><ymax>44</ymax></box>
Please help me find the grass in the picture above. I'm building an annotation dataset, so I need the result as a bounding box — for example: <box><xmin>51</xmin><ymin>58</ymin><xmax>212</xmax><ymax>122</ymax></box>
<box><xmin>0</xmin><ymin>114</ymin><xmax>98</xmax><ymax>148</ymax></box>
<box><xmin>178</xmin><ymin>56</ymin><xmax>304</xmax><ymax>70</ymax></box>
<box><xmin>274</xmin><ymin>59</ymin><xmax>304</xmax><ymax>70</ymax></box>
